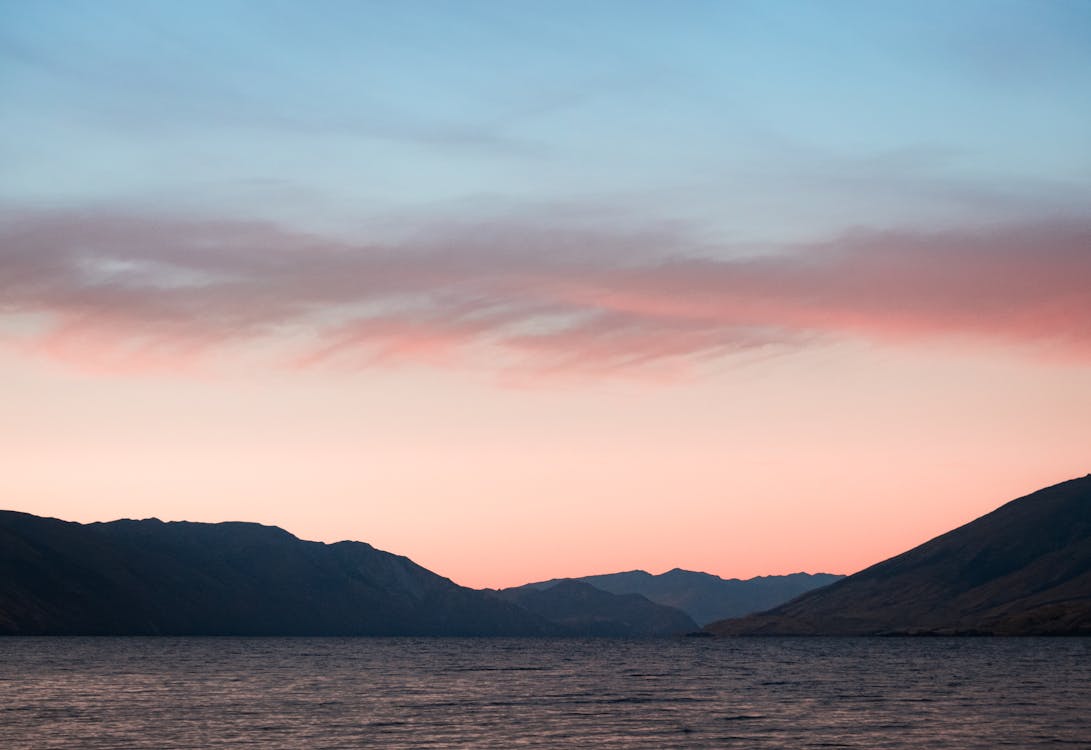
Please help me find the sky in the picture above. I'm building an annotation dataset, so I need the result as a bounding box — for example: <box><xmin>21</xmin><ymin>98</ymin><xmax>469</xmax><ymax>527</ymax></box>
<box><xmin>1</xmin><ymin>0</ymin><xmax>1089</xmax><ymax>588</ymax></box>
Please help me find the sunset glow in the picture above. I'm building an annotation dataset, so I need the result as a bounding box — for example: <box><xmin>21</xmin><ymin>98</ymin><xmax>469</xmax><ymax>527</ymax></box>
<box><xmin>2</xmin><ymin>1</ymin><xmax>1088</xmax><ymax>588</ymax></box>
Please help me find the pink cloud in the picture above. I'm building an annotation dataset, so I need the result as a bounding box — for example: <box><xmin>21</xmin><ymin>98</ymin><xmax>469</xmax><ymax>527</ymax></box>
<box><xmin>1</xmin><ymin>209</ymin><xmax>1088</xmax><ymax>377</ymax></box>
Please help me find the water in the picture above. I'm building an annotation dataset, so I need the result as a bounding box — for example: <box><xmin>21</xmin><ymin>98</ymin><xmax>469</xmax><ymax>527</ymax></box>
<box><xmin>1</xmin><ymin>637</ymin><xmax>1088</xmax><ymax>749</ymax></box>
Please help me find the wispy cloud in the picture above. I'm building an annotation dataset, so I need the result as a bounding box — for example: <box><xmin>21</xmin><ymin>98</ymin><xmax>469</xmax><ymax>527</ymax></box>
<box><xmin>1</xmin><ymin>209</ymin><xmax>1088</xmax><ymax>378</ymax></box>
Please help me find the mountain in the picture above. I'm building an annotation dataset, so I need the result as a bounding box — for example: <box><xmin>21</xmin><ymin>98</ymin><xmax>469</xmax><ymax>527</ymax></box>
<box><xmin>0</xmin><ymin>511</ymin><xmax>559</xmax><ymax>636</ymax></box>
<box><xmin>708</xmin><ymin>475</ymin><xmax>1091</xmax><ymax>636</ymax></box>
<box><xmin>523</xmin><ymin>570</ymin><xmax>842</xmax><ymax>626</ymax></box>
<box><xmin>494</xmin><ymin>580</ymin><xmax>698</xmax><ymax>636</ymax></box>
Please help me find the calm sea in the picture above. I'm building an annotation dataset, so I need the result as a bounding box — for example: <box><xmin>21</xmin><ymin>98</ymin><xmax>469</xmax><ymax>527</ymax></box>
<box><xmin>1</xmin><ymin>637</ymin><xmax>1088</xmax><ymax>749</ymax></box>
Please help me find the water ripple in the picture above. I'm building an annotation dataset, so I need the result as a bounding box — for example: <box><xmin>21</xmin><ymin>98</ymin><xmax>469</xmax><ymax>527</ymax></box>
<box><xmin>0</xmin><ymin>637</ymin><xmax>1087</xmax><ymax>749</ymax></box>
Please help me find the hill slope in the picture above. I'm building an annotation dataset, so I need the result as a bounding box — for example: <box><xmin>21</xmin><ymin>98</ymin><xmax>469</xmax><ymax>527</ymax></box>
<box><xmin>708</xmin><ymin>475</ymin><xmax>1091</xmax><ymax>636</ymax></box>
<box><xmin>0</xmin><ymin>511</ymin><xmax>557</xmax><ymax>636</ymax></box>
<box><xmin>495</xmin><ymin>580</ymin><xmax>698</xmax><ymax>636</ymax></box>
<box><xmin>529</xmin><ymin>569</ymin><xmax>842</xmax><ymax>626</ymax></box>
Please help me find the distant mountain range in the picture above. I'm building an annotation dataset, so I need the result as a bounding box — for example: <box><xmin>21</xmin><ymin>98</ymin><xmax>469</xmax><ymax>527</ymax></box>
<box><xmin>5</xmin><ymin>474</ymin><xmax>1087</xmax><ymax>637</ymax></box>
<box><xmin>521</xmin><ymin>570</ymin><xmax>842</xmax><ymax>626</ymax></box>
<box><xmin>708</xmin><ymin>475</ymin><xmax>1091</xmax><ymax>636</ymax></box>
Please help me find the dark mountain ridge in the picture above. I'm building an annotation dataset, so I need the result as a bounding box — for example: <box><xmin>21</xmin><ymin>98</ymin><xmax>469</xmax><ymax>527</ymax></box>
<box><xmin>708</xmin><ymin>475</ymin><xmax>1091</xmax><ymax>636</ymax></box>
<box><xmin>1</xmin><ymin>511</ymin><xmax>704</xmax><ymax>637</ymax></box>
<box><xmin>0</xmin><ymin>511</ymin><xmax>557</xmax><ymax>636</ymax></box>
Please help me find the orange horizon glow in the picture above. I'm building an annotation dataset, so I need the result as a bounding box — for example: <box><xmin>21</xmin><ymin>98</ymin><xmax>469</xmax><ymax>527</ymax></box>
<box><xmin>3</xmin><ymin>337</ymin><xmax>1087</xmax><ymax>590</ymax></box>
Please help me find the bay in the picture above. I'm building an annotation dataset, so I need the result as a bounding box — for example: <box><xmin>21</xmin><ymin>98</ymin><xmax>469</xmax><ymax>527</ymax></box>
<box><xmin>1</xmin><ymin>637</ymin><xmax>1088</xmax><ymax>749</ymax></box>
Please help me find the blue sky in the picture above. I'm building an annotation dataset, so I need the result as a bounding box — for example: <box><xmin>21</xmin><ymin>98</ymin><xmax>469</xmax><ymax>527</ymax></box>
<box><xmin>3</xmin><ymin>0</ymin><xmax>1089</xmax><ymax>243</ymax></box>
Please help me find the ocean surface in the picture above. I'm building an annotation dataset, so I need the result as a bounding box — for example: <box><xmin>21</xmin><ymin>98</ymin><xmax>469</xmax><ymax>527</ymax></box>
<box><xmin>1</xmin><ymin>637</ymin><xmax>1088</xmax><ymax>749</ymax></box>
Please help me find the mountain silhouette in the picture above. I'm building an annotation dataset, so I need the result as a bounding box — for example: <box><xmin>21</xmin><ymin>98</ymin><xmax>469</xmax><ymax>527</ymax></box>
<box><xmin>524</xmin><ymin>570</ymin><xmax>842</xmax><ymax>626</ymax></box>
<box><xmin>708</xmin><ymin>475</ymin><xmax>1091</xmax><ymax>636</ymax></box>
<box><xmin>494</xmin><ymin>580</ymin><xmax>698</xmax><ymax>636</ymax></box>
<box><xmin>0</xmin><ymin>512</ymin><xmax>559</xmax><ymax>636</ymax></box>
